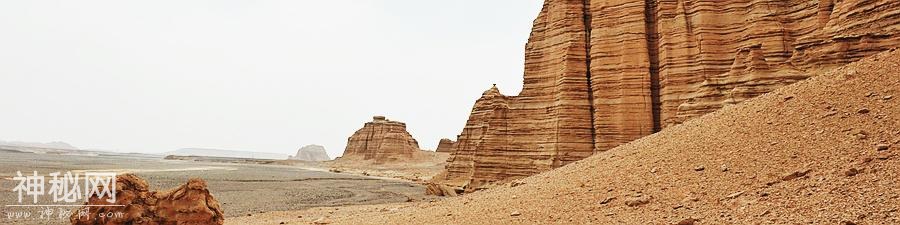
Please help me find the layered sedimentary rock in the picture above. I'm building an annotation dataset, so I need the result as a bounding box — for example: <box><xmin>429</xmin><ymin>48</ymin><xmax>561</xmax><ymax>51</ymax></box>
<box><xmin>71</xmin><ymin>174</ymin><xmax>224</xmax><ymax>225</ymax></box>
<box><xmin>434</xmin><ymin>139</ymin><xmax>456</xmax><ymax>153</ymax></box>
<box><xmin>341</xmin><ymin>116</ymin><xmax>422</xmax><ymax>164</ymax></box>
<box><xmin>437</xmin><ymin>0</ymin><xmax>900</xmax><ymax>192</ymax></box>
<box><xmin>442</xmin><ymin>0</ymin><xmax>596</xmax><ymax>191</ymax></box>
<box><xmin>291</xmin><ymin>145</ymin><xmax>331</xmax><ymax>161</ymax></box>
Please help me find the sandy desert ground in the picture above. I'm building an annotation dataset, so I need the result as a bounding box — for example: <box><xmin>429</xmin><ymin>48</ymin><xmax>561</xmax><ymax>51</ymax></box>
<box><xmin>0</xmin><ymin>151</ymin><xmax>437</xmax><ymax>225</ymax></box>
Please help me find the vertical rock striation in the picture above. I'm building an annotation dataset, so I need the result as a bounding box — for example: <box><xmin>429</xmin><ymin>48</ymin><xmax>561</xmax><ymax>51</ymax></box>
<box><xmin>435</xmin><ymin>0</ymin><xmax>900</xmax><ymax>192</ymax></box>
<box><xmin>442</xmin><ymin>0</ymin><xmax>596</xmax><ymax>191</ymax></box>
<box><xmin>341</xmin><ymin>116</ymin><xmax>422</xmax><ymax>164</ymax></box>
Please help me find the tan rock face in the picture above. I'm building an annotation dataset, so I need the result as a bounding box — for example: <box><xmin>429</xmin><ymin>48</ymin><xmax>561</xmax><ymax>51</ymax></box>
<box><xmin>70</xmin><ymin>174</ymin><xmax>224</xmax><ymax>225</ymax></box>
<box><xmin>434</xmin><ymin>139</ymin><xmax>456</xmax><ymax>153</ymax></box>
<box><xmin>291</xmin><ymin>145</ymin><xmax>331</xmax><ymax>161</ymax></box>
<box><xmin>341</xmin><ymin>116</ymin><xmax>422</xmax><ymax>164</ymax></box>
<box><xmin>437</xmin><ymin>0</ymin><xmax>900</xmax><ymax>192</ymax></box>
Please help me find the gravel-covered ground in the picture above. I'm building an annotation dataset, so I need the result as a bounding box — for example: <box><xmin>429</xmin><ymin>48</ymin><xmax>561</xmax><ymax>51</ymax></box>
<box><xmin>0</xmin><ymin>151</ymin><xmax>436</xmax><ymax>225</ymax></box>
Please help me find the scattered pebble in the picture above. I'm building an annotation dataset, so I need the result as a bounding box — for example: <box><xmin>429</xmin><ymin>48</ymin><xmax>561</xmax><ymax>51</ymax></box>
<box><xmin>312</xmin><ymin>217</ymin><xmax>331</xmax><ymax>225</ymax></box>
<box><xmin>720</xmin><ymin>164</ymin><xmax>729</xmax><ymax>172</ymax></box>
<box><xmin>625</xmin><ymin>195</ymin><xmax>652</xmax><ymax>207</ymax></box>
<box><xmin>857</xmin><ymin>108</ymin><xmax>870</xmax><ymax>114</ymax></box>
<box><xmin>876</xmin><ymin>152</ymin><xmax>893</xmax><ymax>160</ymax></box>
<box><xmin>876</xmin><ymin>144</ymin><xmax>891</xmax><ymax>151</ymax></box>
<box><xmin>676</xmin><ymin>218</ymin><xmax>699</xmax><ymax>225</ymax></box>
<box><xmin>682</xmin><ymin>196</ymin><xmax>700</xmax><ymax>203</ymax></box>
<box><xmin>845</xmin><ymin>168</ymin><xmax>861</xmax><ymax>177</ymax></box>
<box><xmin>781</xmin><ymin>169</ymin><xmax>812</xmax><ymax>181</ymax></box>
<box><xmin>599</xmin><ymin>197</ymin><xmax>615</xmax><ymax>205</ymax></box>
<box><xmin>694</xmin><ymin>166</ymin><xmax>706</xmax><ymax>172</ymax></box>
<box><xmin>884</xmin><ymin>95</ymin><xmax>894</xmax><ymax>100</ymax></box>
<box><xmin>725</xmin><ymin>191</ymin><xmax>745</xmax><ymax>199</ymax></box>
<box><xmin>510</xmin><ymin>211</ymin><xmax>521</xmax><ymax>217</ymax></box>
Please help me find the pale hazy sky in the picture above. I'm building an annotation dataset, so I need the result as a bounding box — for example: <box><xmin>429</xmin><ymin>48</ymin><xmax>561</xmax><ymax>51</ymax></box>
<box><xmin>0</xmin><ymin>0</ymin><xmax>543</xmax><ymax>158</ymax></box>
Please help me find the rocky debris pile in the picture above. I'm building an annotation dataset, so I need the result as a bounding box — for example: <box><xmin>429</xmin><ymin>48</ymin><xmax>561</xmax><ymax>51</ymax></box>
<box><xmin>71</xmin><ymin>174</ymin><xmax>224</xmax><ymax>225</ymax></box>
<box><xmin>338</xmin><ymin>49</ymin><xmax>900</xmax><ymax>224</ymax></box>
<box><xmin>434</xmin><ymin>0</ymin><xmax>900</xmax><ymax>192</ymax></box>
<box><xmin>340</xmin><ymin>116</ymin><xmax>423</xmax><ymax>164</ymax></box>
<box><xmin>290</xmin><ymin>145</ymin><xmax>331</xmax><ymax>161</ymax></box>
<box><xmin>424</xmin><ymin>183</ymin><xmax>462</xmax><ymax>197</ymax></box>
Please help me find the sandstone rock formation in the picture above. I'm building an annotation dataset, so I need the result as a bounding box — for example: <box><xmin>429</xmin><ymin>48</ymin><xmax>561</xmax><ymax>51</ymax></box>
<box><xmin>337</xmin><ymin>46</ymin><xmax>900</xmax><ymax>225</ymax></box>
<box><xmin>340</xmin><ymin>116</ymin><xmax>422</xmax><ymax>164</ymax></box>
<box><xmin>290</xmin><ymin>145</ymin><xmax>331</xmax><ymax>161</ymax></box>
<box><xmin>434</xmin><ymin>139</ymin><xmax>456</xmax><ymax>153</ymax></box>
<box><xmin>437</xmin><ymin>0</ymin><xmax>900</xmax><ymax>192</ymax></box>
<box><xmin>71</xmin><ymin>174</ymin><xmax>224</xmax><ymax>225</ymax></box>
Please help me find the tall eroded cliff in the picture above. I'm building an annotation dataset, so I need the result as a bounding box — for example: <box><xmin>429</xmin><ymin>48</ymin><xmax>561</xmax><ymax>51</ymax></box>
<box><xmin>437</xmin><ymin>0</ymin><xmax>900</xmax><ymax>192</ymax></box>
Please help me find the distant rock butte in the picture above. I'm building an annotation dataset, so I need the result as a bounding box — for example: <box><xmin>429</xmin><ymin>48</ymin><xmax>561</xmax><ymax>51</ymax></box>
<box><xmin>291</xmin><ymin>145</ymin><xmax>331</xmax><ymax>161</ymax></box>
<box><xmin>434</xmin><ymin>138</ymin><xmax>456</xmax><ymax>153</ymax></box>
<box><xmin>436</xmin><ymin>0</ymin><xmax>900</xmax><ymax>192</ymax></box>
<box><xmin>71</xmin><ymin>174</ymin><xmax>224</xmax><ymax>225</ymax></box>
<box><xmin>340</xmin><ymin>116</ymin><xmax>422</xmax><ymax>164</ymax></box>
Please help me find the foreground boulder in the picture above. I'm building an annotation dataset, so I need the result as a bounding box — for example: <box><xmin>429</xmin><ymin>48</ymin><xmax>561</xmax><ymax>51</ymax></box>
<box><xmin>71</xmin><ymin>174</ymin><xmax>224</xmax><ymax>225</ymax></box>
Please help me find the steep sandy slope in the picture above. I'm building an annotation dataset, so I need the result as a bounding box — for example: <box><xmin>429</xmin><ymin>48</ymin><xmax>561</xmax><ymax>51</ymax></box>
<box><xmin>339</xmin><ymin>50</ymin><xmax>900</xmax><ymax>224</ymax></box>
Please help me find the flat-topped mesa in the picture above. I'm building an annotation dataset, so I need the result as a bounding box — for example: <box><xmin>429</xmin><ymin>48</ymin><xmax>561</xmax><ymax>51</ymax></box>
<box><xmin>291</xmin><ymin>144</ymin><xmax>331</xmax><ymax>161</ymax></box>
<box><xmin>341</xmin><ymin>116</ymin><xmax>423</xmax><ymax>164</ymax></box>
<box><xmin>434</xmin><ymin>0</ymin><xmax>900</xmax><ymax>193</ymax></box>
<box><xmin>435</xmin><ymin>138</ymin><xmax>456</xmax><ymax>153</ymax></box>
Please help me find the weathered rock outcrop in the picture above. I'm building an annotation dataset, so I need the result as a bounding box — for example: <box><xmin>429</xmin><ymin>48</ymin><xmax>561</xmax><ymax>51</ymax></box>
<box><xmin>437</xmin><ymin>0</ymin><xmax>900</xmax><ymax>192</ymax></box>
<box><xmin>341</xmin><ymin>116</ymin><xmax>422</xmax><ymax>164</ymax></box>
<box><xmin>290</xmin><ymin>145</ymin><xmax>331</xmax><ymax>161</ymax></box>
<box><xmin>71</xmin><ymin>174</ymin><xmax>224</xmax><ymax>225</ymax></box>
<box><xmin>434</xmin><ymin>139</ymin><xmax>456</xmax><ymax>153</ymax></box>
